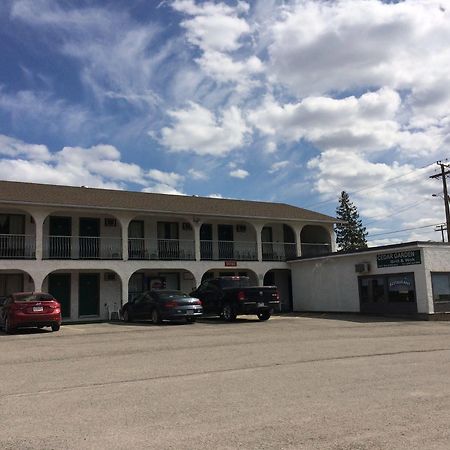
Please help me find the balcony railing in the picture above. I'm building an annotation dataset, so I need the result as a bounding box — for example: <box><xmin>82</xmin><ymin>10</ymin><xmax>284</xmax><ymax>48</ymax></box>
<box><xmin>301</xmin><ymin>242</ymin><xmax>331</xmax><ymax>257</ymax></box>
<box><xmin>200</xmin><ymin>240</ymin><xmax>258</xmax><ymax>261</ymax></box>
<box><xmin>262</xmin><ymin>242</ymin><xmax>297</xmax><ymax>261</ymax></box>
<box><xmin>128</xmin><ymin>238</ymin><xmax>195</xmax><ymax>260</ymax></box>
<box><xmin>0</xmin><ymin>234</ymin><xmax>35</xmax><ymax>259</ymax></box>
<box><xmin>43</xmin><ymin>236</ymin><xmax>122</xmax><ymax>259</ymax></box>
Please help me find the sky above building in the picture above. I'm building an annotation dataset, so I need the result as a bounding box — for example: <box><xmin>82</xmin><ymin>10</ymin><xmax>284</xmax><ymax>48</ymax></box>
<box><xmin>0</xmin><ymin>0</ymin><xmax>449</xmax><ymax>245</ymax></box>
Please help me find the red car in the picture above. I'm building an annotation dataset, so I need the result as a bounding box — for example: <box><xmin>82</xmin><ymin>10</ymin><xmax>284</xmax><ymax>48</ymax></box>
<box><xmin>0</xmin><ymin>292</ymin><xmax>62</xmax><ymax>334</ymax></box>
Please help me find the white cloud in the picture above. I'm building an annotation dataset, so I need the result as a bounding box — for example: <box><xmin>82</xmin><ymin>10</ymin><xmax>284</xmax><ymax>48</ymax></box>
<box><xmin>160</xmin><ymin>102</ymin><xmax>249</xmax><ymax>156</ymax></box>
<box><xmin>0</xmin><ymin>134</ymin><xmax>51</xmax><ymax>161</ymax></box>
<box><xmin>141</xmin><ymin>184</ymin><xmax>185</xmax><ymax>195</ymax></box>
<box><xmin>229</xmin><ymin>168</ymin><xmax>249</xmax><ymax>179</ymax></box>
<box><xmin>172</xmin><ymin>0</ymin><xmax>250</xmax><ymax>52</ymax></box>
<box><xmin>0</xmin><ymin>135</ymin><xmax>186</xmax><ymax>191</ymax></box>
<box><xmin>268</xmin><ymin>161</ymin><xmax>290</xmax><ymax>173</ymax></box>
<box><xmin>267</xmin><ymin>0</ymin><xmax>450</xmax><ymax>97</ymax></box>
<box><xmin>0</xmin><ymin>88</ymin><xmax>91</xmax><ymax>136</ymax></box>
<box><xmin>248</xmin><ymin>88</ymin><xmax>444</xmax><ymax>157</ymax></box>
<box><xmin>147</xmin><ymin>169</ymin><xmax>184</xmax><ymax>187</ymax></box>
<box><xmin>11</xmin><ymin>0</ymin><xmax>164</xmax><ymax>107</ymax></box>
<box><xmin>188</xmin><ymin>168</ymin><xmax>208</xmax><ymax>180</ymax></box>
<box><xmin>171</xmin><ymin>0</ymin><xmax>262</xmax><ymax>90</ymax></box>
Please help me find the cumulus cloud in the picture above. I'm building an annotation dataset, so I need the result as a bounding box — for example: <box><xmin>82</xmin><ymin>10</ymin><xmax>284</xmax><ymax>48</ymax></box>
<box><xmin>249</xmin><ymin>88</ymin><xmax>404</xmax><ymax>152</ymax></box>
<box><xmin>229</xmin><ymin>168</ymin><xmax>249</xmax><ymax>179</ymax></box>
<box><xmin>160</xmin><ymin>102</ymin><xmax>249</xmax><ymax>156</ymax></box>
<box><xmin>267</xmin><ymin>0</ymin><xmax>450</xmax><ymax>97</ymax></box>
<box><xmin>0</xmin><ymin>134</ymin><xmax>51</xmax><ymax>161</ymax></box>
<box><xmin>0</xmin><ymin>135</ymin><xmax>185</xmax><ymax>192</ymax></box>
<box><xmin>172</xmin><ymin>0</ymin><xmax>262</xmax><ymax>89</ymax></box>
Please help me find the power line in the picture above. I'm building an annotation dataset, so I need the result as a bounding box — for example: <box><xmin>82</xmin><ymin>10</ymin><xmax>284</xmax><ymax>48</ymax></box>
<box><xmin>364</xmin><ymin>198</ymin><xmax>430</xmax><ymax>226</ymax></box>
<box><xmin>304</xmin><ymin>161</ymin><xmax>436</xmax><ymax>209</ymax></box>
<box><xmin>368</xmin><ymin>222</ymin><xmax>442</xmax><ymax>238</ymax></box>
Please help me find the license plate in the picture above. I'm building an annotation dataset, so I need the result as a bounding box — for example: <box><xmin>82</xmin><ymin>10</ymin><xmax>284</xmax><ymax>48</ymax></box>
<box><xmin>186</xmin><ymin>310</ymin><xmax>194</xmax><ymax>315</ymax></box>
<box><xmin>33</xmin><ymin>306</ymin><xmax>43</xmax><ymax>312</ymax></box>
<box><xmin>257</xmin><ymin>302</ymin><xmax>265</xmax><ymax>308</ymax></box>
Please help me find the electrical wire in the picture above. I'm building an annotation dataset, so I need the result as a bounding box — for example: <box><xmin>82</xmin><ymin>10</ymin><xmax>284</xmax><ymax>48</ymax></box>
<box><xmin>303</xmin><ymin>161</ymin><xmax>436</xmax><ymax>209</ymax></box>
<box><xmin>368</xmin><ymin>222</ymin><xmax>443</xmax><ymax>238</ymax></box>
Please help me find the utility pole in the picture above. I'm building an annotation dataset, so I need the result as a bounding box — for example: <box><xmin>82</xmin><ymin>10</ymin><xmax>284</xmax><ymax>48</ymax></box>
<box><xmin>435</xmin><ymin>224</ymin><xmax>446</xmax><ymax>242</ymax></box>
<box><xmin>430</xmin><ymin>161</ymin><xmax>450</xmax><ymax>243</ymax></box>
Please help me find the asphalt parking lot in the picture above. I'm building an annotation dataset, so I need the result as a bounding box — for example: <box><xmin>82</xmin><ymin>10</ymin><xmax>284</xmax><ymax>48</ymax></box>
<box><xmin>1</xmin><ymin>314</ymin><xmax>450</xmax><ymax>449</ymax></box>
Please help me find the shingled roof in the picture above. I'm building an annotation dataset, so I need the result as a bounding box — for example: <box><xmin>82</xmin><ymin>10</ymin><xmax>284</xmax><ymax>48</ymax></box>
<box><xmin>0</xmin><ymin>180</ymin><xmax>336</xmax><ymax>223</ymax></box>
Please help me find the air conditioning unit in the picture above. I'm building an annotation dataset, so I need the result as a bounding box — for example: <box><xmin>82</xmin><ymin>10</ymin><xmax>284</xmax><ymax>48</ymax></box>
<box><xmin>355</xmin><ymin>262</ymin><xmax>370</xmax><ymax>273</ymax></box>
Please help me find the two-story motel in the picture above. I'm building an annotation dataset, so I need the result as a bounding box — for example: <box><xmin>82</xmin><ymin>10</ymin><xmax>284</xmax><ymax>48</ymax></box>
<box><xmin>0</xmin><ymin>180</ymin><xmax>336</xmax><ymax>321</ymax></box>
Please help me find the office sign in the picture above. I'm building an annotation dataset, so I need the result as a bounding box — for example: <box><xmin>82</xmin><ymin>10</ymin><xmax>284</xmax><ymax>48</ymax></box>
<box><xmin>224</xmin><ymin>260</ymin><xmax>237</xmax><ymax>267</ymax></box>
<box><xmin>377</xmin><ymin>250</ymin><xmax>421</xmax><ymax>268</ymax></box>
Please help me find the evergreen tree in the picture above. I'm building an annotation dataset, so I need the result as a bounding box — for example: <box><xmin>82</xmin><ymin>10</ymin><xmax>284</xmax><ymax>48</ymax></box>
<box><xmin>335</xmin><ymin>191</ymin><xmax>368</xmax><ymax>251</ymax></box>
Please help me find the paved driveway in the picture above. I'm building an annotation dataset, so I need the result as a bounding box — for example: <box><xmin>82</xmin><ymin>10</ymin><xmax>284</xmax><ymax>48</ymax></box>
<box><xmin>1</xmin><ymin>315</ymin><xmax>450</xmax><ymax>449</ymax></box>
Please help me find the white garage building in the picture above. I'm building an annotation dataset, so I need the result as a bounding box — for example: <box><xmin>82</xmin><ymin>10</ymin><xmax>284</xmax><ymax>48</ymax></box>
<box><xmin>289</xmin><ymin>242</ymin><xmax>450</xmax><ymax>318</ymax></box>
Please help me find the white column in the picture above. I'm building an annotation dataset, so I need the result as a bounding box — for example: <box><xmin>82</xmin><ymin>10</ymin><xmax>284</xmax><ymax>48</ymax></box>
<box><xmin>253</xmin><ymin>223</ymin><xmax>264</xmax><ymax>262</ymax></box>
<box><xmin>119</xmin><ymin>216</ymin><xmax>132</xmax><ymax>261</ymax></box>
<box><xmin>193</xmin><ymin>221</ymin><xmax>202</xmax><ymax>261</ymax></box>
<box><xmin>32</xmin><ymin>212</ymin><xmax>48</xmax><ymax>261</ymax></box>
<box><xmin>294</xmin><ymin>224</ymin><xmax>303</xmax><ymax>257</ymax></box>
<box><xmin>121</xmin><ymin>272</ymin><xmax>130</xmax><ymax>306</ymax></box>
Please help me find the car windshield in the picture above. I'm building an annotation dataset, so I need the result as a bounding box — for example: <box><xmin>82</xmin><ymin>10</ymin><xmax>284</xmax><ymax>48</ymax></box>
<box><xmin>14</xmin><ymin>293</ymin><xmax>55</xmax><ymax>302</ymax></box>
<box><xmin>219</xmin><ymin>277</ymin><xmax>251</xmax><ymax>288</ymax></box>
<box><xmin>156</xmin><ymin>291</ymin><xmax>189</xmax><ymax>300</ymax></box>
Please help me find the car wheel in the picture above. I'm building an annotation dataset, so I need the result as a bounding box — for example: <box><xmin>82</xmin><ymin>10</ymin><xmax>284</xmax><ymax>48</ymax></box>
<box><xmin>186</xmin><ymin>317</ymin><xmax>196</xmax><ymax>324</ymax></box>
<box><xmin>51</xmin><ymin>324</ymin><xmax>60</xmax><ymax>332</ymax></box>
<box><xmin>222</xmin><ymin>303</ymin><xmax>236</xmax><ymax>322</ymax></box>
<box><xmin>123</xmin><ymin>309</ymin><xmax>132</xmax><ymax>323</ymax></box>
<box><xmin>4</xmin><ymin>316</ymin><xmax>14</xmax><ymax>334</ymax></box>
<box><xmin>257</xmin><ymin>311</ymin><xmax>271</xmax><ymax>321</ymax></box>
<box><xmin>151</xmin><ymin>308</ymin><xmax>162</xmax><ymax>325</ymax></box>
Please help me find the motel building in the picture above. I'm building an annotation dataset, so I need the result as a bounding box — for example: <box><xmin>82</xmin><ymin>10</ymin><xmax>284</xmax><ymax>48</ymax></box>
<box><xmin>0</xmin><ymin>180</ymin><xmax>336</xmax><ymax>322</ymax></box>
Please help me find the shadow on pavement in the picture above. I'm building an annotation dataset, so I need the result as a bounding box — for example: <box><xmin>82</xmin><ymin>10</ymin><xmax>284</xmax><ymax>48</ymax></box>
<box><xmin>280</xmin><ymin>312</ymin><xmax>416</xmax><ymax>323</ymax></box>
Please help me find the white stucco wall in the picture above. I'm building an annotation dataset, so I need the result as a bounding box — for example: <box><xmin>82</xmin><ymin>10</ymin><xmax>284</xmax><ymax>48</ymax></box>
<box><xmin>289</xmin><ymin>244</ymin><xmax>438</xmax><ymax>314</ymax></box>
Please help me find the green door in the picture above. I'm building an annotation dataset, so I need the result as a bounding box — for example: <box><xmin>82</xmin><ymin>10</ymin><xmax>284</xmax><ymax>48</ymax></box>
<box><xmin>78</xmin><ymin>273</ymin><xmax>100</xmax><ymax>316</ymax></box>
<box><xmin>48</xmin><ymin>273</ymin><xmax>71</xmax><ymax>318</ymax></box>
<box><xmin>49</xmin><ymin>216</ymin><xmax>72</xmax><ymax>258</ymax></box>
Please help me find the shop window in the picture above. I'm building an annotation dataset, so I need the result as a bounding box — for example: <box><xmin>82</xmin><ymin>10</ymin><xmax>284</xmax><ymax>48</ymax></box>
<box><xmin>431</xmin><ymin>273</ymin><xmax>450</xmax><ymax>302</ymax></box>
<box><xmin>387</xmin><ymin>274</ymin><xmax>415</xmax><ymax>302</ymax></box>
<box><xmin>359</xmin><ymin>273</ymin><xmax>415</xmax><ymax>304</ymax></box>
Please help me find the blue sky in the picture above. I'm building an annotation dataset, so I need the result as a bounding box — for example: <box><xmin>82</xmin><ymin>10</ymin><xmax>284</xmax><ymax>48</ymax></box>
<box><xmin>1</xmin><ymin>0</ymin><xmax>450</xmax><ymax>244</ymax></box>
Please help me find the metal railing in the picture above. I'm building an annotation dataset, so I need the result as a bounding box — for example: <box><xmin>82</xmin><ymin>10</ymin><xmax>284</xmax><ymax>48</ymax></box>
<box><xmin>262</xmin><ymin>242</ymin><xmax>297</xmax><ymax>261</ymax></box>
<box><xmin>0</xmin><ymin>234</ymin><xmax>35</xmax><ymax>259</ymax></box>
<box><xmin>43</xmin><ymin>236</ymin><xmax>122</xmax><ymax>259</ymax></box>
<box><xmin>200</xmin><ymin>240</ymin><xmax>258</xmax><ymax>261</ymax></box>
<box><xmin>301</xmin><ymin>242</ymin><xmax>331</xmax><ymax>257</ymax></box>
<box><xmin>128</xmin><ymin>238</ymin><xmax>195</xmax><ymax>260</ymax></box>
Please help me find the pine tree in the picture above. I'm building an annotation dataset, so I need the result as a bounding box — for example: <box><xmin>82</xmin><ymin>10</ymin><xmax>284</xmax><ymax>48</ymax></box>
<box><xmin>335</xmin><ymin>191</ymin><xmax>368</xmax><ymax>251</ymax></box>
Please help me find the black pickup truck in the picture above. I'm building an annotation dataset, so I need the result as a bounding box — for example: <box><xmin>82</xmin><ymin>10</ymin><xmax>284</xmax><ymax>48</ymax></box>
<box><xmin>190</xmin><ymin>276</ymin><xmax>280</xmax><ymax>321</ymax></box>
